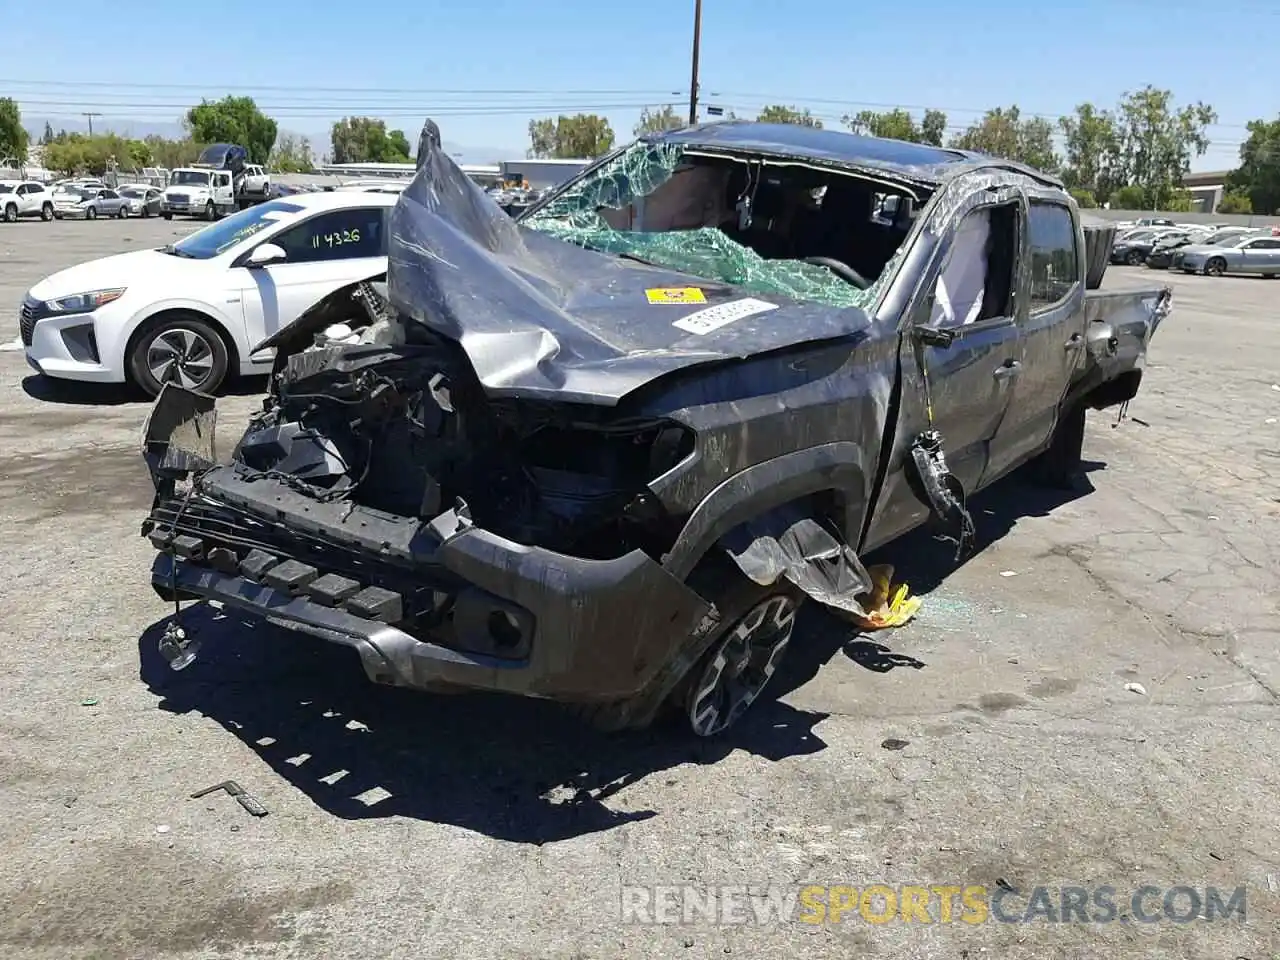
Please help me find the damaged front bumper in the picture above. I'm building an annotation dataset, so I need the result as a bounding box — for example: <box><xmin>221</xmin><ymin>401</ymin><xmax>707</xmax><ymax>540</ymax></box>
<box><xmin>141</xmin><ymin>387</ymin><xmax>713</xmax><ymax>706</ymax></box>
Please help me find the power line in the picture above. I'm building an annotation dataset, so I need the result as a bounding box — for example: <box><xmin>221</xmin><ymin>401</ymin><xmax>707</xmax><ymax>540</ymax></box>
<box><xmin>3</xmin><ymin>78</ymin><xmax>1255</xmax><ymax>129</ymax></box>
<box><xmin>0</xmin><ymin>77</ymin><xmax>681</xmax><ymax>97</ymax></box>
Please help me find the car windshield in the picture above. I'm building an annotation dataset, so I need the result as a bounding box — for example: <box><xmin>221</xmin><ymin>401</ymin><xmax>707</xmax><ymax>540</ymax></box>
<box><xmin>171</xmin><ymin>170</ymin><xmax>211</xmax><ymax>186</ymax></box>
<box><xmin>0</xmin><ymin>184</ymin><xmax>13</xmax><ymax>194</ymax></box>
<box><xmin>166</xmin><ymin>200</ymin><xmax>305</xmax><ymax>259</ymax></box>
<box><xmin>119</xmin><ymin>187</ymin><xmax>143</xmax><ymax>197</ymax></box>
<box><xmin>1212</xmin><ymin>236</ymin><xmax>1249</xmax><ymax>248</ymax></box>
<box><xmin>57</xmin><ymin>186</ymin><xmax>89</xmax><ymax>198</ymax></box>
<box><xmin>522</xmin><ymin>141</ymin><xmax>896</xmax><ymax>308</ymax></box>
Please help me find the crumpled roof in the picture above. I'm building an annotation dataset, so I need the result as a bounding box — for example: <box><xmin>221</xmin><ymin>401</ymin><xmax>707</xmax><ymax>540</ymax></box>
<box><xmin>384</xmin><ymin>127</ymin><xmax>882</xmax><ymax>406</ymax></box>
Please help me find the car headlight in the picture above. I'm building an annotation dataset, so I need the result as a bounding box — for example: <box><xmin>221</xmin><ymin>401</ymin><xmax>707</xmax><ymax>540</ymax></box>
<box><xmin>45</xmin><ymin>288</ymin><xmax>126</xmax><ymax>313</ymax></box>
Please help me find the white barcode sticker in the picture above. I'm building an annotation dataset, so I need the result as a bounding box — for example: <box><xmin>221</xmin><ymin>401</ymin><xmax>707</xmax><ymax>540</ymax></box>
<box><xmin>672</xmin><ymin>297</ymin><xmax>779</xmax><ymax>335</ymax></box>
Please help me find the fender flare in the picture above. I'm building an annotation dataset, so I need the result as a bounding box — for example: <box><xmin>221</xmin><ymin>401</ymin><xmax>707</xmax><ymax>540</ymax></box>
<box><xmin>661</xmin><ymin>441</ymin><xmax>871</xmax><ymax>582</ymax></box>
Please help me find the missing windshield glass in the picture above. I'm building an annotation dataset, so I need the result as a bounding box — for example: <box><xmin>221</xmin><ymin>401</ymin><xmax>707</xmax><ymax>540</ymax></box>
<box><xmin>522</xmin><ymin>143</ymin><xmax>924</xmax><ymax>308</ymax></box>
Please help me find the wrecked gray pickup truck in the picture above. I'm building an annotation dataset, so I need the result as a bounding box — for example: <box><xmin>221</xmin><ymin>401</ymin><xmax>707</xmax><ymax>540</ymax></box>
<box><xmin>140</xmin><ymin>121</ymin><xmax>1170</xmax><ymax>737</ymax></box>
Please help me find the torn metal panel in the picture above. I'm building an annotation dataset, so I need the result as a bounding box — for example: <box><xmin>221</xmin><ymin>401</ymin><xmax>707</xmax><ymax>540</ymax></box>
<box><xmin>720</xmin><ymin>504</ymin><xmax>873</xmax><ymax>613</ymax></box>
<box><xmin>141</xmin><ymin>383</ymin><xmax>217</xmax><ymax>476</ymax></box>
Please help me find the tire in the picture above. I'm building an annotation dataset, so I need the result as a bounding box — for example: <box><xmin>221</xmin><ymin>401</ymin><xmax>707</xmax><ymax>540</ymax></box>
<box><xmin>1205</xmin><ymin>258</ymin><xmax>1226</xmax><ymax>277</ymax></box>
<box><xmin>1028</xmin><ymin>400</ymin><xmax>1086</xmax><ymax>489</ymax></box>
<box><xmin>2</xmin><ymin>203</ymin><xmax>16</xmax><ymax>223</ymax></box>
<box><xmin>1126</xmin><ymin>250</ymin><xmax>1144</xmax><ymax>266</ymax></box>
<box><xmin>85</xmin><ymin>206</ymin><xmax>97</xmax><ymax>220</ymax></box>
<box><xmin>584</xmin><ymin>561</ymin><xmax>805</xmax><ymax>737</ymax></box>
<box><xmin>40</xmin><ymin>203</ymin><xmax>53</xmax><ymax>222</ymax></box>
<box><xmin>204</xmin><ymin>201</ymin><xmax>216</xmax><ymax>222</ymax></box>
<box><xmin>117</xmin><ymin>204</ymin><xmax>129</xmax><ymax>219</ymax></box>
<box><xmin>127</xmin><ymin>314</ymin><xmax>230</xmax><ymax>397</ymax></box>
<box><xmin>162</xmin><ymin>211</ymin><xmax>173</xmax><ymax>220</ymax></box>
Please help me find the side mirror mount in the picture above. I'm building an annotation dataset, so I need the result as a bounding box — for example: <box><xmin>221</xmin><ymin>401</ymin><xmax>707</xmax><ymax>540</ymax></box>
<box><xmin>246</xmin><ymin>243</ymin><xmax>286</xmax><ymax>268</ymax></box>
<box><xmin>913</xmin><ymin>324</ymin><xmax>957</xmax><ymax>348</ymax></box>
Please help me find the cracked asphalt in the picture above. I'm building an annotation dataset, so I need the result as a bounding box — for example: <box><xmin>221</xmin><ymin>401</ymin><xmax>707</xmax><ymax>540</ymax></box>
<box><xmin>0</xmin><ymin>219</ymin><xmax>1277</xmax><ymax>960</ymax></box>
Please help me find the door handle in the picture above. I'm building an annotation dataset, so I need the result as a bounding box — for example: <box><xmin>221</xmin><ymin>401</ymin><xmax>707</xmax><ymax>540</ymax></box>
<box><xmin>1064</xmin><ymin>333</ymin><xmax>1085</xmax><ymax>350</ymax></box>
<box><xmin>993</xmin><ymin>360</ymin><xmax>1021</xmax><ymax>380</ymax></box>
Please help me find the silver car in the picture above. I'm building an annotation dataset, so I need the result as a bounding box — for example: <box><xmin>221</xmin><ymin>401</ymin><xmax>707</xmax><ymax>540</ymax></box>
<box><xmin>117</xmin><ymin>184</ymin><xmax>164</xmax><ymax>218</ymax></box>
<box><xmin>1175</xmin><ymin>234</ymin><xmax>1280</xmax><ymax>277</ymax></box>
<box><xmin>51</xmin><ymin>186</ymin><xmax>131</xmax><ymax>220</ymax></box>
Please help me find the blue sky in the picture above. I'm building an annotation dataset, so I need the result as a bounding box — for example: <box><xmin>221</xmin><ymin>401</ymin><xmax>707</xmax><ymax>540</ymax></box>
<box><xmin>4</xmin><ymin>0</ymin><xmax>1272</xmax><ymax>170</ymax></box>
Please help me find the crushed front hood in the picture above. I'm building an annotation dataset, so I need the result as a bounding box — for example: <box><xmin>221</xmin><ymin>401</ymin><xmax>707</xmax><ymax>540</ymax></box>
<box><xmin>386</xmin><ymin>135</ymin><xmax>872</xmax><ymax>405</ymax></box>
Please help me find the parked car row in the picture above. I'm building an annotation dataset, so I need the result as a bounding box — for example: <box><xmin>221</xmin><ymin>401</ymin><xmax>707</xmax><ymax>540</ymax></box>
<box><xmin>1110</xmin><ymin>223</ymin><xmax>1280</xmax><ymax>277</ymax></box>
<box><xmin>1</xmin><ymin>178</ymin><xmax>168</xmax><ymax>222</ymax></box>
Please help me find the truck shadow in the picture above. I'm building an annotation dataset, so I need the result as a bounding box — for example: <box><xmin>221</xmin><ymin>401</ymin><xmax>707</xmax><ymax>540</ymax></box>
<box><xmin>138</xmin><ymin>604</ymin><xmax>837</xmax><ymax>844</ymax></box>
<box><xmin>134</xmin><ymin>460</ymin><xmax>1099</xmax><ymax>844</ymax></box>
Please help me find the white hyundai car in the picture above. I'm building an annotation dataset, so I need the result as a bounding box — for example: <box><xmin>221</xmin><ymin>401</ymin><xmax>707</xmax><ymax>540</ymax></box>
<box><xmin>22</xmin><ymin>192</ymin><xmax>396</xmax><ymax>396</ymax></box>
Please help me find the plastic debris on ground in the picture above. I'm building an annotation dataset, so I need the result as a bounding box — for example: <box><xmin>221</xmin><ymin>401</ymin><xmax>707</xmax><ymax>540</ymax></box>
<box><xmin>846</xmin><ymin>564</ymin><xmax>923</xmax><ymax>630</ymax></box>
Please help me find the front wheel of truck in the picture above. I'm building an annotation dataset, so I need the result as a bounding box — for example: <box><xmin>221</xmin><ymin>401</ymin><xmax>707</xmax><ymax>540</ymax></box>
<box><xmin>581</xmin><ymin>564</ymin><xmax>806</xmax><ymax>737</ymax></box>
<box><xmin>680</xmin><ymin>588</ymin><xmax>802</xmax><ymax>737</ymax></box>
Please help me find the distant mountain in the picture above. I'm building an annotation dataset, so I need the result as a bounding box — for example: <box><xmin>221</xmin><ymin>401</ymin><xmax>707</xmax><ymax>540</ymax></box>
<box><xmin>23</xmin><ymin>115</ymin><xmax>518</xmax><ymax>166</ymax></box>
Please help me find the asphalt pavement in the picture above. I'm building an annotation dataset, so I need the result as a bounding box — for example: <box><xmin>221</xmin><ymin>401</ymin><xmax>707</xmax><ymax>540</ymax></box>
<box><xmin>0</xmin><ymin>217</ymin><xmax>1276</xmax><ymax>960</ymax></box>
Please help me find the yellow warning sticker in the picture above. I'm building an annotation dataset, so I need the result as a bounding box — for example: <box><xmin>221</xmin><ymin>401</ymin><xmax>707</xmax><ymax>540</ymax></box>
<box><xmin>646</xmin><ymin>287</ymin><xmax>707</xmax><ymax>305</ymax></box>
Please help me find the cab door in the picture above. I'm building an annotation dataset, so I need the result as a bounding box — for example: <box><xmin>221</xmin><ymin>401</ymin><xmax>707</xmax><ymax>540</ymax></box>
<box><xmin>861</xmin><ymin>191</ymin><xmax>1027</xmax><ymax>552</ymax></box>
<box><xmin>981</xmin><ymin>200</ymin><xmax>1087</xmax><ymax>484</ymax></box>
<box><xmin>213</xmin><ymin>172</ymin><xmax>234</xmax><ymax>210</ymax></box>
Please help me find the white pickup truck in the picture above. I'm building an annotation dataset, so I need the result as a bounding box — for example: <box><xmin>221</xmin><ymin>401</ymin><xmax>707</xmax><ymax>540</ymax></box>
<box><xmin>0</xmin><ymin>180</ymin><xmax>56</xmax><ymax>222</ymax></box>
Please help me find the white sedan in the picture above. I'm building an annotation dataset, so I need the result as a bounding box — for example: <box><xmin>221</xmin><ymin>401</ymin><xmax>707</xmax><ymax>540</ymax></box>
<box><xmin>22</xmin><ymin>191</ymin><xmax>396</xmax><ymax>395</ymax></box>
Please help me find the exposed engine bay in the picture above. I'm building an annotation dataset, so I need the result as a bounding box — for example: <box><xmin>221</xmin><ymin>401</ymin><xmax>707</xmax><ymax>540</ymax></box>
<box><xmin>235</xmin><ymin>280</ymin><xmax>693</xmax><ymax>561</ymax></box>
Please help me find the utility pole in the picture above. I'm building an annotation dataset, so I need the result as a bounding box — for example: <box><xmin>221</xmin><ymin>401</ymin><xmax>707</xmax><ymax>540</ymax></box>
<box><xmin>82</xmin><ymin>112</ymin><xmax>102</xmax><ymax>136</ymax></box>
<box><xmin>688</xmin><ymin>0</ymin><xmax>702</xmax><ymax>125</ymax></box>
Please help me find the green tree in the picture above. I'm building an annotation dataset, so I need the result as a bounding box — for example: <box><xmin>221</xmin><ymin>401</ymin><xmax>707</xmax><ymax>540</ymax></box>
<box><xmin>1217</xmin><ymin>191</ymin><xmax>1253</xmax><ymax>215</ymax></box>
<box><xmin>634</xmin><ymin>105</ymin><xmax>685</xmax><ymax>137</ymax></box>
<box><xmin>269</xmin><ymin>134</ymin><xmax>315</xmax><ymax>173</ymax></box>
<box><xmin>126</xmin><ymin>139</ymin><xmax>152</xmax><ymax>168</ymax></box>
<box><xmin>185</xmin><ymin>96</ymin><xmax>278</xmax><ymax>165</ymax></box>
<box><xmin>330</xmin><ymin>117</ymin><xmax>412</xmax><ymax>163</ymax></box>
<box><xmin>526</xmin><ymin>114</ymin><xmax>615</xmax><ymax>158</ymax></box>
<box><xmin>1227</xmin><ymin>116</ymin><xmax>1280</xmax><ymax>216</ymax></box>
<box><xmin>842</xmin><ymin>108</ymin><xmax>946</xmax><ymax>146</ymax></box>
<box><xmin>1111</xmin><ymin>86</ymin><xmax>1215</xmax><ymax>211</ymax></box>
<box><xmin>0</xmin><ymin>97</ymin><xmax>29</xmax><ymax>164</ymax></box>
<box><xmin>1069</xmin><ymin>188</ymin><xmax>1098</xmax><ymax>208</ymax></box>
<box><xmin>950</xmin><ymin>105</ymin><xmax>1060</xmax><ymax>172</ymax></box>
<box><xmin>386</xmin><ymin>128</ymin><xmax>411</xmax><ymax>160</ymax></box>
<box><xmin>1058</xmin><ymin>103</ymin><xmax>1122</xmax><ymax>203</ymax></box>
<box><xmin>756</xmin><ymin>105</ymin><xmax>822</xmax><ymax>128</ymax></box>
<box><xmin>1111</xmin><ymin>184</ymin><xmax>1147</xmax><ymax>209</ymax></box>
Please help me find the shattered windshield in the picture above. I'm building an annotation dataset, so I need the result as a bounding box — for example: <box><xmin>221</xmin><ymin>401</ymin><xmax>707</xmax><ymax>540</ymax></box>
<box><xmin>522</xmin><ymin>142</ymin><xmax>892</xmax><ymax>309</ymax></box>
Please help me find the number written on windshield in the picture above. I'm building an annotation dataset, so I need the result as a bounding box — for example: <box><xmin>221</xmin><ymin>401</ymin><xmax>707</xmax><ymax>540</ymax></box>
<box><xmin>313</xmin><ymin>228</ymin><xmax>361</xmax><ymax>249</ymax></box>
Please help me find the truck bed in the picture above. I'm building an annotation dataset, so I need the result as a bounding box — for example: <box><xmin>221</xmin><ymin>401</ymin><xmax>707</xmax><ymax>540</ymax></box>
<box><xmin>1072</xmin><ymin>284</ymin><xmax>1172</xmax><ymax>410</ymax></box>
